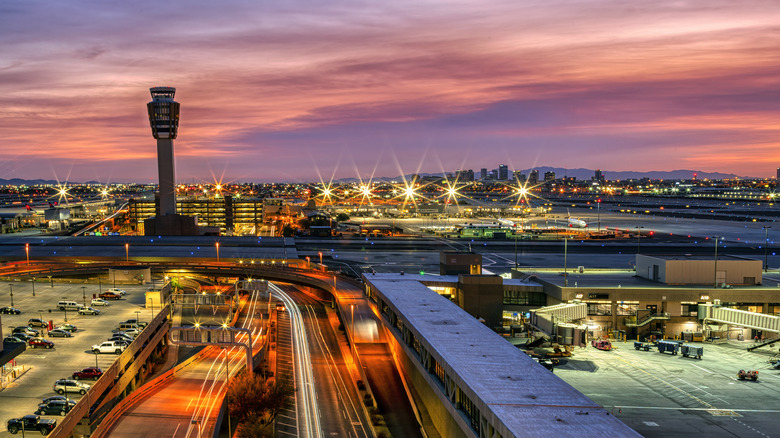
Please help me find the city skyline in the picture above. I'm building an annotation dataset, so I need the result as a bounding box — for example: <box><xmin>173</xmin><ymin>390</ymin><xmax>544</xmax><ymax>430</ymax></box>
<box><xmin>1</xmin><ymin>1</ymin><xmax>779</xmax><ymax>183</ymax></box>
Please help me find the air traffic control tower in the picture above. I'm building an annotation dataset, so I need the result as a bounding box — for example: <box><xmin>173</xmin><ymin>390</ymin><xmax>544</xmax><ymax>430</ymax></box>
<box><xmin>143</xmin><ymin>87</ymin><xmax>198</xmax><ymax>236</ymax></box>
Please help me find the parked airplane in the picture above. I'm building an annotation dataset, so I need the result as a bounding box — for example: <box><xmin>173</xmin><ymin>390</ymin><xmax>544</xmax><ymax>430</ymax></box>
<box><xmin>566</xmin><ymin>209</ymin><xmax>587</xmax><ymax>228</ymax></box>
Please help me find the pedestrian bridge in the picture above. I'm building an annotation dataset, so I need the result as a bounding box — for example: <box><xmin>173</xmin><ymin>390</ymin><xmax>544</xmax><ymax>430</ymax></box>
<box><xmin>700</xmin><ymin>303</ymin><xmax>780</xmax><ymax>334</ymax></box>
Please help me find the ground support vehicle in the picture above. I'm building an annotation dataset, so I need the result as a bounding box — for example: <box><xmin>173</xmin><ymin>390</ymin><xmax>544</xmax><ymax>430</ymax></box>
<box><xmin>768</xmin><ymin>354</ymin><xmax>780</xmax><ymax>369</ymax></box>
<box><xmin>591</xmin><ymin>339</ymin><xmax>612</xmax><ymax>351</ymax></box>
<box><xmin>6</xmin><ymin>415</ymin><xmax>56</xmax><ymax>435</ymax></box>
<box><xmin>737</xmin><ymin>370</ymin><xmax>759</xmax><ymax>381</ymax></box>
<box><xmin>681</xmin><ymin>345</ymin><xmax>703</xmax><ymax>359</ymax></box>
<box><xmin>657</xmin><ymin>340</ymin><xmax>680</xmax><ymax>355</ymax></box>
<box><xmin>633</xmin><ymin>341</ymin><xmax>653</xmax><ymax>351</ymax></box>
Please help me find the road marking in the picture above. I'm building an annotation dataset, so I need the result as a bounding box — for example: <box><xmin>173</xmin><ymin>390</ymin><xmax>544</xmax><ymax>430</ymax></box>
<box><xmin>604</xmin><ymin>405</ymin><xmax>780</xmax><ymax>413</ymax></box>
<box><xmin>689</xmin><ymin>363</ymin><xmax>713</xmax><ymax>374</ymax></box>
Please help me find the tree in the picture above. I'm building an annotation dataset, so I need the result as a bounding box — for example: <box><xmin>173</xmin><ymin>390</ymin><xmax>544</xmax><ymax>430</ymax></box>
<box><xmin>228</xmin><ymin>372</ymin><xmax>295</xmax><ymax>436</ymax></box>
<box><xmin>336</xmin><ymin>213</ymin><xmax>350</xmax><ymax>222</ymax></box>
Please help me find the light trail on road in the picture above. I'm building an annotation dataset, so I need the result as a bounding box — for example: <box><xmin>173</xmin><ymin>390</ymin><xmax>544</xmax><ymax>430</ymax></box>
<box><xmin>270</xmin><ymin>283</ymin><xmax>323</xmax><ymax>438</ymax></box>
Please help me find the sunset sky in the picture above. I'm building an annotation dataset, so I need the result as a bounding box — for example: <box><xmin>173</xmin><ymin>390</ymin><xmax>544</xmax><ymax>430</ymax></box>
<box><xmin>1</xmin><ymin>0</ymin><xmax>779</xmax><ymax>183</ymax></box>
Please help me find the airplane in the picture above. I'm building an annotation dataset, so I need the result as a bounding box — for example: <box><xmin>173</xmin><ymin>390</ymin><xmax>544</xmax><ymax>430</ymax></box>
<box><xmin>497</xmin><ymin>217</ymin><xmax>516</xmax><ymax>228</ymax></box>
<box><xmin>566</xmin><ymin>209</ymin><xmax>587</xmax><ymax>228</ymax></box>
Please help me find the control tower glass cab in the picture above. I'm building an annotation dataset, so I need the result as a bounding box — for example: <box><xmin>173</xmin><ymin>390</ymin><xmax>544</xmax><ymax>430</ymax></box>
<box><xmin>147</xmin><ymin>87</ymin><xmax>180</xmax><ymax>140</ymax></box>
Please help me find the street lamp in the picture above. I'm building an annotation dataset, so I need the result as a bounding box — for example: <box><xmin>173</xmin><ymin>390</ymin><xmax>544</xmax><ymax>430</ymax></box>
<box><xmin>9</xmin><ymin>284</ymin><xmax>14</xmax><ymax>307</ymax></box>
<box><xmin>713</xmin><ymin>236</ymin><xmax>723</xmax><ymax>288</ymax></box>
<box><xmin>318</xmin><ymin>251</ymin><xmax>323</xmax><ymax>265</ymax></box>
<box><xmin>98</xmin><ymin>277</ymin><xmax>102</xmax><ymax>294</ymax></box>
<box><xmin>306</xmin><ymin>256</ymin><xmax>310</xmax><ymax>269</ymax></box>
<box><xmin>350</xmin><ymin>304</ymin><xmax>355</xmax><ymax>333</ymax></box>
<box><xmin>48</xmin><ymin>275</ymin><xmax>53</xmax><ymax>288</ymax></box>
<box><xmin>135</xmin><ymin>310</ymin><xmax>141</xmax><ymax>325</ymax></box>
<box><xmin>25</xmin><ymin>243</ymin><xmax>29</xmax><ymax>265</ymax></box>
<box><xmin>125</xmin><ymin>243</ymin><xmax>129</xmax><ymax>262</ymax></box>
<box><xmin>636</xmin><ymin>226</ymin><xmax>644</xmax><ymax>254</ymax></box>
<box><xmin>563</xmin><ymin>236</ymin><xmax>569</xmax><ymax>287</ymax></box>
<box><xmin>215</xmin><ymin>242</ymin><xmax>220</xmax><ymax>262</ymax></box>
<box><xmin>94</xmin><ymin>350</ymin><xmax>99</xmax><ymax>368</ymax></box>
<box><xmin>82</xmin><ymin>286</ymin><xmax>87</xmax><ymax>307</ymax></box>
<box><xmin>596</xmin><ymin>198</ymin><xmax>601</xmax><ymax>232</ymax></box>
<box><xmin>31</xmin><ymin>278</ymin><xmax>35</xmax><ymax>297</ymax></box>
<box><xmin>763</xmin><ymin>226</ymin><xmax>772</xmax><ymax>272</ymax></box>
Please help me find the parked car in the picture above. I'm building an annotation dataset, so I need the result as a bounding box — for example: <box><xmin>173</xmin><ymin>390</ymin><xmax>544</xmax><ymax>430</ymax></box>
<box><xmin>4</xmin><ymin>335</ymin><xmax>27</xmax><ymax>344</ymax></box>
<box><xmin>6</xmin><ymin>415</ymin><xmax>56</xmax><ymax>435</ymax></box>
<box><xmin>35</xmin><ymin>399</ymin><xmax>73</xmax><ymax>416</ymax></box>
<box><xmin>0</xmin><ymin>306</ymin><xmax>21</xmax><ymax>315</ymax></box>
<box><xmin>78</xmin><ymin>306</ymin><xmax>100</xmax><ymax>315</ymax></box>
<box><xmin>107</xmin><ymin>288</ymin><xmax>127</xmax><ymax>296</ymax></box>
<box><xmin>29</xmin><ymin>338</ymin><xmax>54</xmax><ymax>349</ymax></box>
<box><xmin>48</xmin><ymin>329</ymin><xmax>72</xmax><ymax>338</ymax></box>
<box><xmin>58</xmin><ymin>323</ymin><xmax>78</xmax><ymax>332</ymax></box>
<box><xmin>28</xmin><ymin>318</ymin><xmax>48</xmax><ymax>328</ymax></box>
<box><xmin>72</xmin><ymin>367</ymin><xmax>102</xmax><ymax>380</ymax></box>
<box><xmin>109</xmin><ymin>333</ymin><xmax>133</xmax><ymax>343</ymax></box>
<box><xmin>10</xmin><ymin>332</ymin><xmax>34</xmax><ymax>342</ymax></box>
<box><xmin>98</xmin><ymin>292</ymin><xmax>121</xmax><ymax>300</ymax></box>
<box><xmin>92</xmin><ymin>341</ymin><xmax>126</xmax><ymax>354</ymax></box>
<box><xmin>119</xmin><ymin>328</ymin><xmax>141</xmax><ymax>338</ymax></box>
<box><xmin>41</xmin><ymin>396</ymin><xmax>76</xmax><ymax>405</ymax></box>
<box><xmin>120</xmin><ymin>319</ymin><xmax>148</xmax><ymax>329</ymax></box>
<box><xmin>13</xmin><ymin>326</ymin><xmax>39</xmax><ymax>337</ymax></box>
<box><xmin>53</xmin><ymin>379</ymin><xmax>90</xmax><ymax>395</ymax></box>
<box><xmin>90</xmin><ymin>298</ymin><xmax>110</xmax><ymax>306</ymax></box>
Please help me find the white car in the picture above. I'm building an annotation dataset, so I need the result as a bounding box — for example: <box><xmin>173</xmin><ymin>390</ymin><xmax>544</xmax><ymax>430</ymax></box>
<box><xmin>91</xmin><ymin>341</ymin><xmax>126</xmax><ymax>354</ymax></box>
<box><xmin>107</xmin><ymin>288</ymin><xmax>127</xmax><ymax>296</ymax></box>
<box><xmin>91</xmin><ymin>298</ymin><xmax>110</xmax><ymax>306</ymax></box>
<box><xmin>119</xmin><ymin>328</ymin><xmax>141</xmax><ymax>338</ymax></box>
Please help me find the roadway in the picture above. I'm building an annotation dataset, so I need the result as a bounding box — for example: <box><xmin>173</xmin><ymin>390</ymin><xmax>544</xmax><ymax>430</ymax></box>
<box><xmin>274</xmin><ymin>284</ymin><xmax>372</xmax><ymax>438</ymax></box>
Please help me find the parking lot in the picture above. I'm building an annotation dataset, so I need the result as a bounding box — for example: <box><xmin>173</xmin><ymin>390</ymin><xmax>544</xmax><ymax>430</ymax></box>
<box><xmin>554</xmin><ymin>339</ymin><xmax>780</xmax><ymax>438</ymax></box>
<box><xmin>0</xmin><ymin>280</ymin><xmax>156</xmax><ymax>435</ymax></box>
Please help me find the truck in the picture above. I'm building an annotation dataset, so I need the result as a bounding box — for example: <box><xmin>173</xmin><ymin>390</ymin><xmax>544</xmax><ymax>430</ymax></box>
<box><xmin>6</xmin><ymin>414</ymin><xmax>57</xmax><ymax>435</ymax></box>
<box><xmin>681</xmin><ymin>344</ymin><xmax>703</xmax><ymax>359</ymax></box>
<box><xmin>657</xmin><ymin>340</ymin><xmax>680</xmax><ymax>355</ymax></box>
<box><xmin>633</xmin><ymin>341</ymin><xmax>653</xmax><ymax>351</ymax></box>
<box><xmin>591</xmin><ymin>339</ymin><xmax>612</xmax><ymax>351</ymax></box>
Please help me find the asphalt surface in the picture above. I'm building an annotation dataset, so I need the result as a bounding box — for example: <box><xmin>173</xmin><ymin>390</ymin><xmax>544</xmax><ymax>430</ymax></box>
<box><xmin>553</xmin><ymin>339</ymin><xmax>780</xmax><ymax>438</ymax></box>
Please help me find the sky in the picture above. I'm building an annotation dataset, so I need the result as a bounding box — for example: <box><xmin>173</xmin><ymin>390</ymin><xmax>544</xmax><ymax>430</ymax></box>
<box><xmin>1</xmin><ymin>0</ymin><xmax>779</xmax><ymax>184</ymax></box>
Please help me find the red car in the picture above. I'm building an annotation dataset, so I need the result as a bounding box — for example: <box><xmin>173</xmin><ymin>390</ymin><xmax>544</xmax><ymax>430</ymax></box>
<box><xmin>28</xmin><ymin>338</ymin><xmax>54</xmax><ymax>349</ymax></box>
<box><xmin>72</xmin><ymin>367</ymin><xmax>103</xmax><ymax>380</ymax></box>
<box><xmin>99</xmin><ymin>292</ymin><xmax>121</xmax><ymax>300</ymax></box>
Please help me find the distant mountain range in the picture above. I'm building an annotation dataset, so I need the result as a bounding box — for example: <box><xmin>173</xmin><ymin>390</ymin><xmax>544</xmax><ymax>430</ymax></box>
<box><xmin>0</xmin><ymin>168</ymin><xmax>742</xmax><ymax>186</ymax></box>
<box><xmin>333</xmin><ymin>168</ymin><xmax>740</xmax><ymax>183</ymax></box>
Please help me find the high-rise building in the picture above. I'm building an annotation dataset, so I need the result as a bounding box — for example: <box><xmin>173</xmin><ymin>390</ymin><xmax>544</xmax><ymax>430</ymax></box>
<box><xmin>594</xmin><ymin>169</ymin><xmax>605</xmax><ymax>182</ymax></box>
<box><xmin>528</xmin><ymin>170</ymin><xmax>539</xmax><ymax>185</ymax></box>
<box><xmin>498</xmin><ymin>164</ymin><xmax>508</xmax><ymax>181</ymax></box>
<box><xmin>144</xmin><ymin>87</ymin><xmax>198</xmax><ymax>236</ymax></box>
<box><xmin>776</xmin><ymin>168</ymin><xmax>779</xmax><ymax>179</ymax></box>
<box><xmin>480</xmin><ymin>168</ymin><xmax>488</xmax><ymax>180</ymax></box>
<box><xmin>455</xmin><ymin>169</ymin><xmax>475</xmax><ymax>182</ymax></box>
<box><xmin>544</xmin><ymin>171</ymin><xmax>556</xmax><ymax>182</ymax></box>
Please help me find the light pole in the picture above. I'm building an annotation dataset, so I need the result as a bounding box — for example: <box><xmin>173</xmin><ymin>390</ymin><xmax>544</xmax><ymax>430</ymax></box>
<box><xmin>713</xmin><ymin>236</ymin><xmax>722</xmax><ymax>288</ymax></box>
<box><xmin>350</xmin><ymin>304</ymin><xmax>355</xmax><ymax>336</ymax></box>
<box><xmin>48</xmin><ymin>275</ymin><xmax>53</xmax><ymax>288</ymax></box>
<box><xmin>82</xmin><ymin>286</ymin><xmax>87</xmax><ymax>307</ymax></box>
<box><xmin>94</xmin><ymin>350</ymin><xmax>99</xmax><ymax>368</ymax></box>
<box><xmin>135</xmin><ymin>310</ymin><xmax>141</xmax><ymax>325</ymax></box>
<box><xmin>222</xmin><ymin>347</ymin><xmax>232</xmax><ymax>438</ymax></box>
<box><xmin>9</xmin><ymin>284</ymin><xmax>14</xmax><ymax>307</ymax></box>
<box><xmin>31</xmin><ymin>278</ymin><xmax>35</xmax><ymax>297</ymax></box>
<box><xmin>125</xmin><ymin>243</ymin><xmax>129</xmax><ymax>262</ymax></box>
<box><xmin>215</xmin><ymin>242</ymin><xmax>220</xmax><ymax>262</ymax></box>
<box><xmin>319</xmin><ymin>251</ymin><xmax>323</xmax><ymax>265</ymax></box>
<box><xmin>306</xmin><ymin>256</ymin><xmax>310</xmax><ymax>269</ymax></box>
<box><xmin>25</xmin><ymin>243</ymin><xmax>29</xmax><ymax>265</ymax></box>
<box><xmin>63</xmin><ymin>305</ymin><xmax>68</xmax><ymax>323</ymax></box>
<box><xmin>563</xmin><ymin>236</ymin><xmax>569</xmax><ymax>287</ymax></box>
<box><xmin>596</xmin><ymin>198</ymin><xmax>601</xmax><ymax>232</ymax></box>
<box><xmin>98</xmin><ymin>277</ymin><xmax>102</xmax><ymax>294</ymax></box>
<box><xmin>636</xmin><ymin>226</ymin><xmax>644</xmax><ymax>254</ymax></box>
<box><xmin>763</xmin><ymin>226</ymin><xmax>772</xmax><ymax>272</ymax></box>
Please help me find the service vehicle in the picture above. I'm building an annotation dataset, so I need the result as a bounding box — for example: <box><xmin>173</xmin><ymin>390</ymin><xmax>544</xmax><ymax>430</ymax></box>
<box><xmin>35</xmin><ymin>399</ymin><xmax>72</xmax><ymax>416</ymax></box>
<box><xmin>53</xmin><ymin>379</ymin><xmax>90</xmax><ymax>395</ymax></box>
<box><xmin>591</xmin><ymin>339</ymin><xmax>612</xmax><ymax>351</ymax></box>
<box><xmin>6</xmin><ymin>415</ymin><xmax>56</xmax><ymax>435</ymax></box>
<box><xmin>90</xmin><ymin>298</ymin><xmax>110</xmax><ymax>306</ymax></box>
<box><xmin>1</xmin><ymin>306</ymin><xmax>22</xmax><ymax>315</ymax></box>
<box><xmin>737</xmin><ymin>370</ymin><xmax>759</xmax><ymax>381</ymax></box>
<box><xmin>657</xmin><ymin>340</ymin><xmax>681</xmax><ymax>355</ymax></box>
<box><xmin>681</xmin><ymin>344</ymin><xmax>703</xmax><ymax>359</ymax></box>
<box><xmin>78</xmin><ymin>306</ymin><xmax>100</xmax><ymax>315</ymax></box>
<box><xmin>28</xmin><ymin>338</ymin><xmax>54</xmax><ymax>349</ymax></box>
<box><xmin>72</xmin><ymin>367</ymin><xmax>102</xmax><ymax>380</ymax></box>
<box><xmin>28</xmin><ymin>318</ymin><xmax>48</xmax><ymax>327</ymax></box>
<box><xmin>633</xmin><ymin>341</ymin><xmax>653</xmax><ymax>351</ymax></box>
<box><xmin>47</xmin><ymin>329</ymin><xmax>72</xmax><ymax>338</ymax></box>
<box><xmin>92</xmin><ymin>341</ymin><xmax>126</xmax><ymax>354</ymax></box>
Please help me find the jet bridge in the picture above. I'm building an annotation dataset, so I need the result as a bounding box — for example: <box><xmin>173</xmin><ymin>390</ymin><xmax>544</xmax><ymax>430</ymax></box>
<box><xmin>529</xmin><ymin>302</ymin><xmax>588</xmax><ymax>347</ymax></box>
<box><xmin>699</xmin><ymin>303</ymin><xmax>780</xmax><ymax>334</ymax></box>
